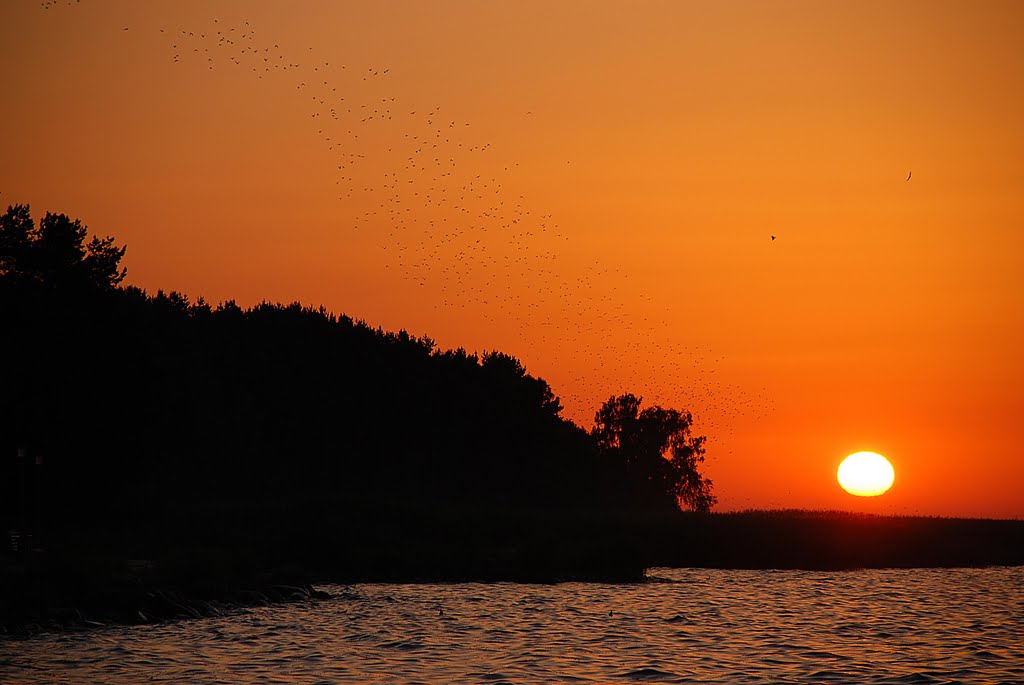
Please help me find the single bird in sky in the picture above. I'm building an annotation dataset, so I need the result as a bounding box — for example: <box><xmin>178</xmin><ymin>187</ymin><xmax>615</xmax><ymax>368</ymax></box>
<box><xmin>906</xmin><ymin>171</ymin><xmax>912</xmax><ymax>181</ymax></box>
<box><xmin>771</xmin><ymin>235</ymin><xmax>776</xmax><ymax>242</ymax></box>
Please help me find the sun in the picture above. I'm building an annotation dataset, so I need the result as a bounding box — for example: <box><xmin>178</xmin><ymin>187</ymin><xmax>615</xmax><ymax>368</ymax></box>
<box><xmin>837</xmin><ymin>451</ymin><xmax>895</xmax><ymax>497</ymax></box>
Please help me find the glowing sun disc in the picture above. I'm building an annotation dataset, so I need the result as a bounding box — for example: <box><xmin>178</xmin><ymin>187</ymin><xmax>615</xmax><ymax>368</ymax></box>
<box><xmin>837</xmin><ymin>451</ymin><xmax>895</xmax><ymax>497</ymax></box>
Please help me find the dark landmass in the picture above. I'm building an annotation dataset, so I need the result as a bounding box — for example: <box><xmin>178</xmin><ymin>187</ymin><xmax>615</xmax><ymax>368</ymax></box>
<box><xmin>0</xmin><ymin>203</ymin><xmax>703</xmax><ymax>634</ymax></box>
<box><xmin>2</xmin><ymin>204</ymin><xmax>1021</xmax><ymax>636</ymax></box>
<box><xmin>4</xmin><ymin>509</ymin><xmax>1021</xmax><ymax>636</ymax></box>
<box><xmin>642</xmin><ymin>509</ymin><xmax>1024</xmax><ymax>570</ymax></box>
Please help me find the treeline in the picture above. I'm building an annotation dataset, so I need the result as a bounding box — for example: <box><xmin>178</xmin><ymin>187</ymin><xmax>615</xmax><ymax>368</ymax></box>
<box><xmin>0</xmin><ymin>204</ymin><xmax>714</xmax><ymax>581</ymax></box>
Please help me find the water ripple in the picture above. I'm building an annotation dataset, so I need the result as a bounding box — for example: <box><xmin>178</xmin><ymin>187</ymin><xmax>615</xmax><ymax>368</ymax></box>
<box><xmin>2</xmin><ymin>567</ymin><xmax>1022</xmax><ymax>684</ymax></box>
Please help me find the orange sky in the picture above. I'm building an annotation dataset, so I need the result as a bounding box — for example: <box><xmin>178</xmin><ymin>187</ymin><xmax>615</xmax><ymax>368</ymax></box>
<box><xmin>3</xmin><ymin>1</ymin><xmax>1022</xmax><ymax>518</ymax></box>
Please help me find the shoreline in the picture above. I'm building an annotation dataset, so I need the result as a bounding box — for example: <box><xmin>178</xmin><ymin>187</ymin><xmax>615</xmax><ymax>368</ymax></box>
<box><xmin>4</xmin><ymin>510</ymin><xmax>1022</xmax><ymax>638</ymax></box>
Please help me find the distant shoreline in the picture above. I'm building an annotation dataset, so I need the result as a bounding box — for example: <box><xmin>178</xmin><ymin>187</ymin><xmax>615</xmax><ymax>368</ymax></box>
<box><xmin>3</xmin><ymin>509</ymin><xmax>1021</xmax><ymax>638</ymax></box>
<box><xmin>639</xmin><ymin>509</ymin><xmax>1024</xmax><ymax>571</ymax></box>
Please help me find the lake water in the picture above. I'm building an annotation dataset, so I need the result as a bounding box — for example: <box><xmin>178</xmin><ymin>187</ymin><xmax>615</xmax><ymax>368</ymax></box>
<box><xmin>2</xmin><ymin>567</ymin><xmax>1022</xmax><ymax>684</ymax></box>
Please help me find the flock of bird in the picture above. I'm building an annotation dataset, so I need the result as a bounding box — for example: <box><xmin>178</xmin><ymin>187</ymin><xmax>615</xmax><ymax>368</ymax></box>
<box><xmin>37</xmin><ymin>1</ymin><xmax>776</xmax><ymax>447</ymax></box>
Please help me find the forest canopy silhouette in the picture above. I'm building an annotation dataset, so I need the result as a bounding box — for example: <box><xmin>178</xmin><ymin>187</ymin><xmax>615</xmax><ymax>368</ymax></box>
<box><xmin>1</xmin><ymin>204</ymin><xmax>716</xmax><ymax>579</ymax></box>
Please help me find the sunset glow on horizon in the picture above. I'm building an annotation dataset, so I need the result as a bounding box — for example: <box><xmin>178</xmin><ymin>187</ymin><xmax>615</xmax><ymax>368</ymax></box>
<box><xmin>3</xmin><ymin>0</ymin><xmax>1022</xmax><ymax>518</ymax></box>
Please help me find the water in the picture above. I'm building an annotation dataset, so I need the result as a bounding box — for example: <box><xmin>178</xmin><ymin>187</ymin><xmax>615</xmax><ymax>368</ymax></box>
<box><xmin>3</xmin><ymin>567</ymin><xmax>1022</xmax><ymax>684</ymax></box>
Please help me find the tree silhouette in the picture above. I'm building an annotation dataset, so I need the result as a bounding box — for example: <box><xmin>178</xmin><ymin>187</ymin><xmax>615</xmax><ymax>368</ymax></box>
<box><xmin>2</xmin><ymin>203</ymin><xmax>731</xmax><ymax>587</ymax></box>
<box><xmin>592</xmin><ymin>393</ymin><xmax>716</xmax><ymax>512</ymax></box>
<box><xmin>0</xmin><ymin>204</ymin><xmax>34</xmax><ymax>279</ymax></box>
<box><xmin>0</xmin><ymin>204</ymin><xmax>126</xmax><ymax>289</ymax></box>
<box><xmin>481</xmin><ymin>350</ymin><xmax>563</xmax><ymax>416</ymax></box>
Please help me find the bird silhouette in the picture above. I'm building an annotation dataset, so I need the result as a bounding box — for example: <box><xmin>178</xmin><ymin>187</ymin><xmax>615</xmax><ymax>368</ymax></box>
<box><xmin>906</xmin><ymin>171</ymin><xmax>912</xmax><ymax>181</ymax></box>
